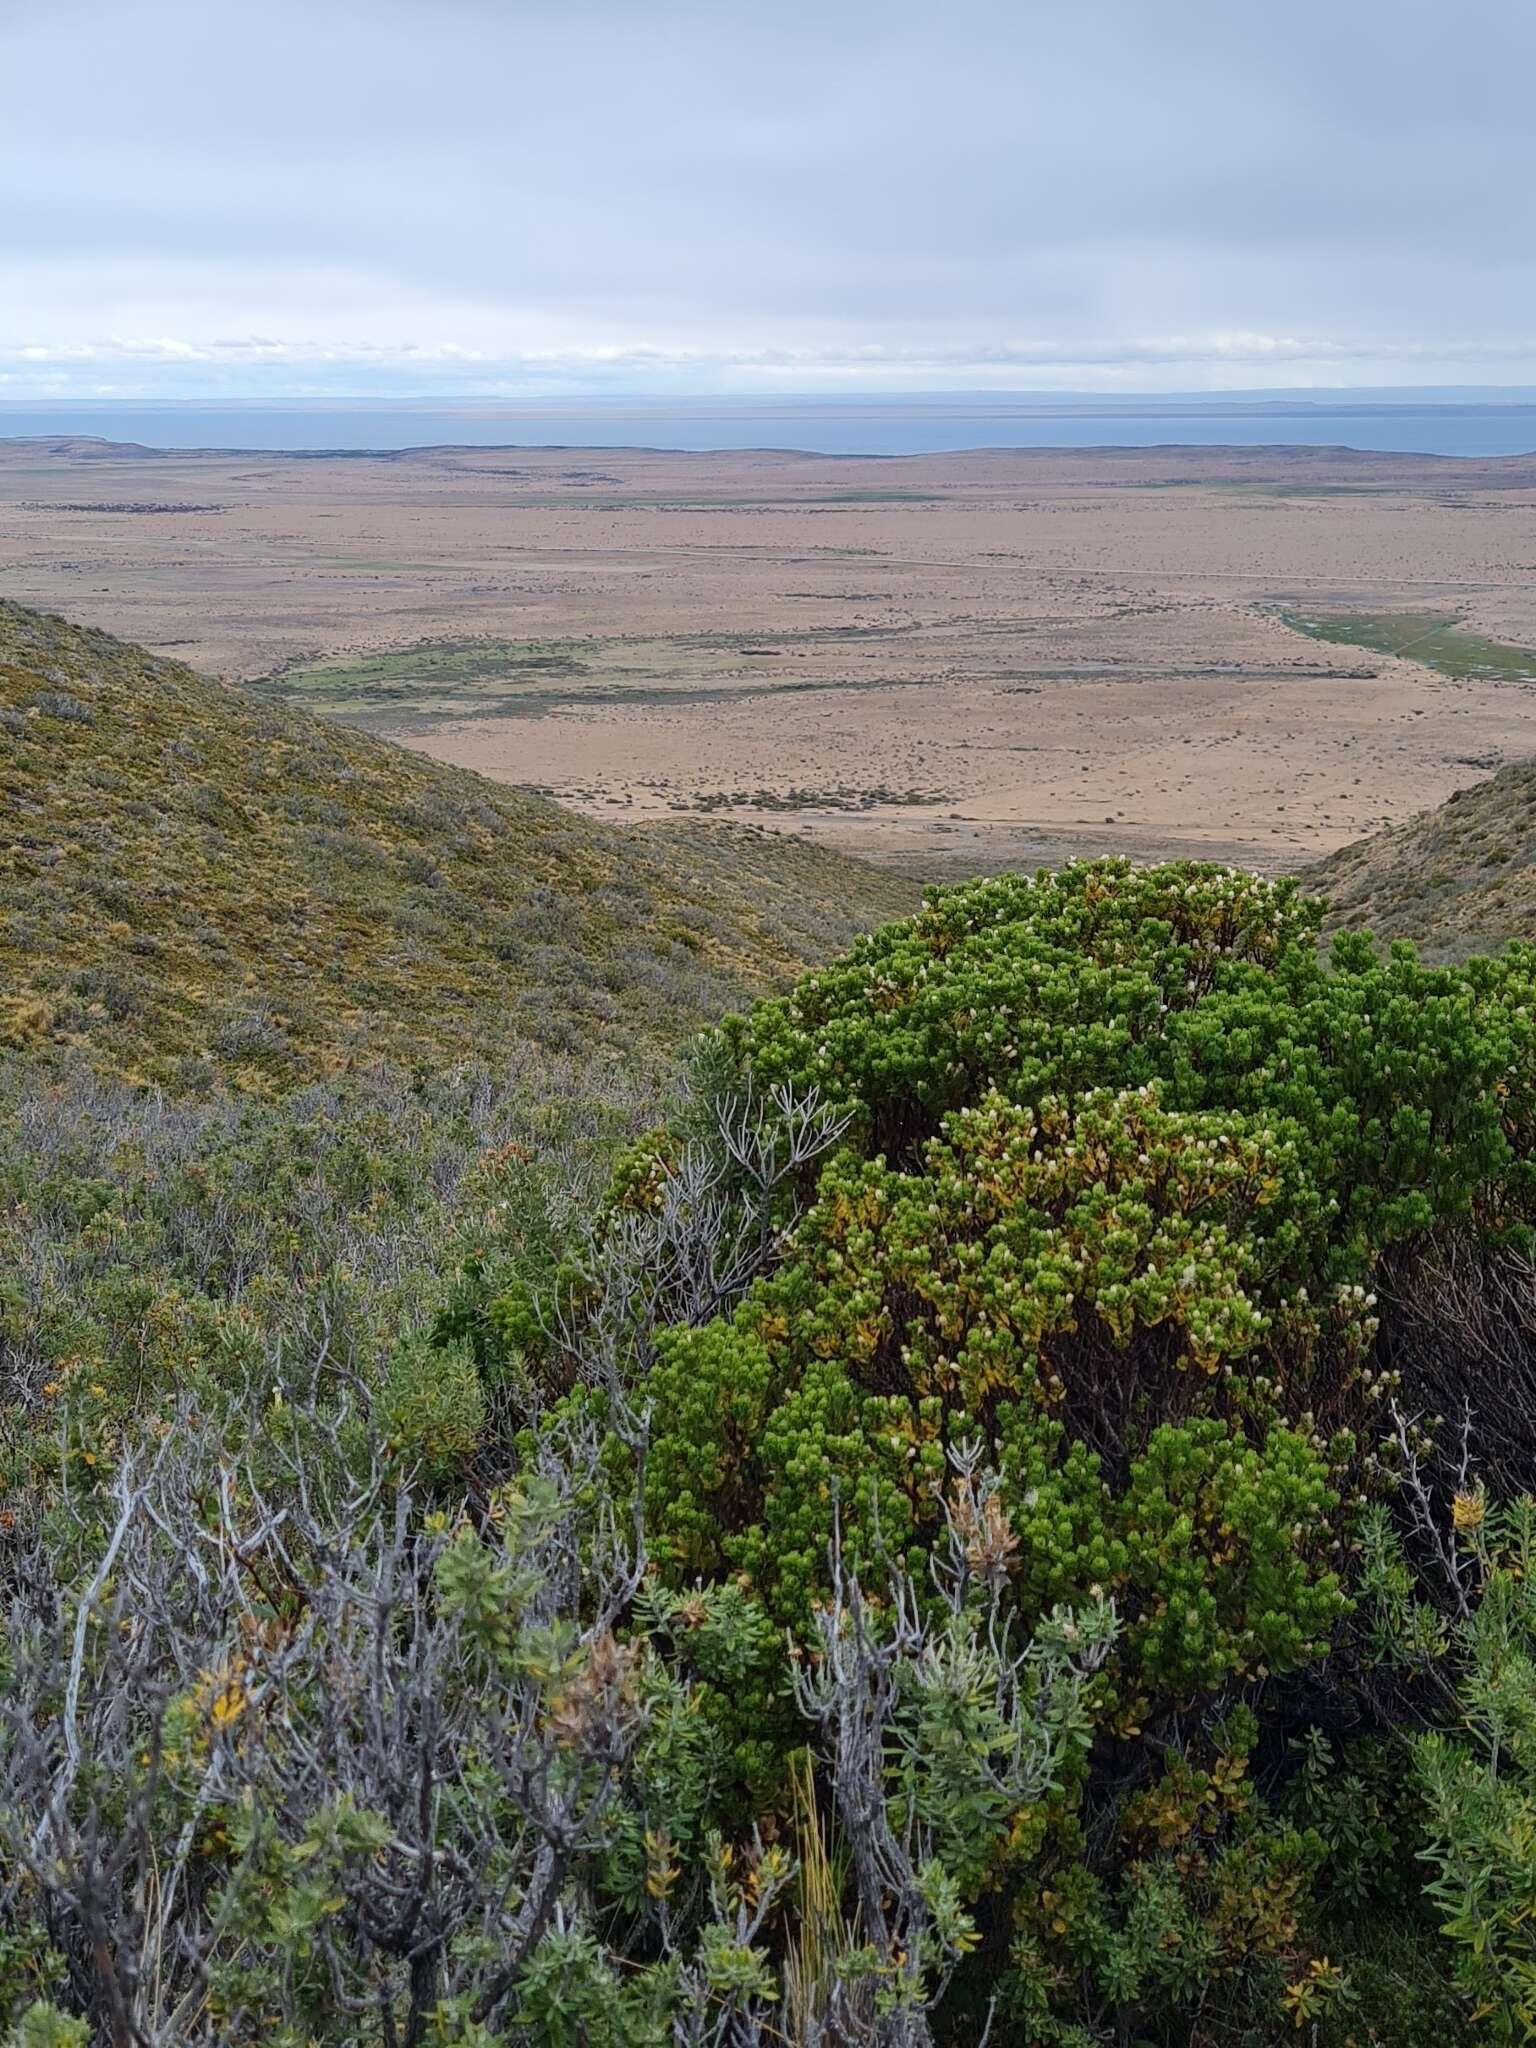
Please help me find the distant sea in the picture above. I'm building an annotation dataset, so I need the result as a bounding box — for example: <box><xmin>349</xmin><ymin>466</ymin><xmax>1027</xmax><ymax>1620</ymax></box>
<box><xmin>5</xmin><ymin>393</ymin><xmax>1536</xmax><ymax>459</ymax></box>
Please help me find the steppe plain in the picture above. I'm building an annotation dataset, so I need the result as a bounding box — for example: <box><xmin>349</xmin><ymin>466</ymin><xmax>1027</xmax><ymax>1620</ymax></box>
<box><xmin>5</xmin><ymin>434</ymin><xmax>1536</xmax><ymax>873</ymax></box>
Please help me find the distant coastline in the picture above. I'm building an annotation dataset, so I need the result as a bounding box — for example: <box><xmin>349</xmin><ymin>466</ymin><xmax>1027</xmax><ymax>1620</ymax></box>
<box><xmin>5</xmin><ymin>390</ymin><xmax>1536</xmax><ymax>458</ymax></box>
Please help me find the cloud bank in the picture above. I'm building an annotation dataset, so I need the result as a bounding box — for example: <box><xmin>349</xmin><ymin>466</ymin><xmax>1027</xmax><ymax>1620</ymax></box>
<box><xmin>5</xmin><ymin>0</ymin><xmax>1535</xmax><ymax>396</ymax></box>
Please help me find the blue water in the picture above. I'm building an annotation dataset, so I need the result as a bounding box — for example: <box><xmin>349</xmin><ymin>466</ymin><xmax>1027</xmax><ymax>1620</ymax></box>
<box><xmin>4</xmin><ymin>396</ymin><xmax>1536</xmax><ymax>459</ymax></box>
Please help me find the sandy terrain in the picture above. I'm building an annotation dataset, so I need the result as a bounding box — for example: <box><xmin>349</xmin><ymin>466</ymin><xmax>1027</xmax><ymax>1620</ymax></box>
<box><xmin>3</xmin><ymin>435</ymin><xmax>1536</xmax><ymax>873</ymax></box>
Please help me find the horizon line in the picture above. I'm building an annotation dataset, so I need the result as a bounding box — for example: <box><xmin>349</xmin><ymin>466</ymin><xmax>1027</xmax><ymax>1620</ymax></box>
<box><xmin>7</xmin><ymin>383</ymin><xmax>1536</xmax><ymax>411</ymax></box>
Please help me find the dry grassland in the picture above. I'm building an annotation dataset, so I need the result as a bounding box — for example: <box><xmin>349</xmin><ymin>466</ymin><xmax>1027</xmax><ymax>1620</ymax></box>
<box><xmin>6</xmin><ymin>436</ymin><xmax>1536</xmax><ymax>873</ymax></box>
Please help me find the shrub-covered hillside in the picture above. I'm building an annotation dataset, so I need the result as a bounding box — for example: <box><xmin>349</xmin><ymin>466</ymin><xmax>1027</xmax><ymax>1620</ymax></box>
<box><xmin>10</xmin><ymin>860</ymin><xmax>1536</xmax><ymax>2045</ymax></box>
<box><xmin>1306</xmin><ymin>754</ymin><xmax>1536</xmax><ymax>960</ymax></box>
<box><xmin>0</xmin><ymin>602</ymin><xmax>914</xmax><ymax>1085</ymax></box>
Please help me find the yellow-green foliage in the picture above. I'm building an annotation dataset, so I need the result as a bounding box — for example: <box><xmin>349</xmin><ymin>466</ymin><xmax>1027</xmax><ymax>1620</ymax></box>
<box><xmin>381</xmin><ymin>1333</ymin><xmax>486</xmax><ymax>1483</ymax></box>
<box><xmin>0</xmin><ymin>603</ymin><xmax>914</xmax><ymax>1087</ymax></box>
<box><xmin>638</xmin><ymin>852</ymin><xmax>1536</xmax><ymax>1657</ymax></box>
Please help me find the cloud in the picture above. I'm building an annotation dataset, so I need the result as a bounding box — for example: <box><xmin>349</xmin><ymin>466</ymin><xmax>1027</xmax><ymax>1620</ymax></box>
<box><xmin>4</xmin><ymin>0</ymin><xmax>1535</xmax><ymax>395</ymax></box>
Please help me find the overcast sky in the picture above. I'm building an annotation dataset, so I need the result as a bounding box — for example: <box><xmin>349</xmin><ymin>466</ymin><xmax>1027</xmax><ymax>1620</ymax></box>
<box><xmin>4</xmin><ymin>0</ymin><xmax>1535</xmax><ymax>399</ymax></box>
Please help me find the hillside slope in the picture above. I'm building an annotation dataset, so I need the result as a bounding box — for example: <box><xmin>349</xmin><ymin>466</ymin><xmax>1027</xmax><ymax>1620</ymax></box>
<box><xmin>0</xmin><ymin>602</ymin><xmax>916</xmax><ymax>1085</ymax></box>
<box><xmin>1305</xmin><ymin>756</ymin><xmax>1536</xmax><ymax>958</ymax></box>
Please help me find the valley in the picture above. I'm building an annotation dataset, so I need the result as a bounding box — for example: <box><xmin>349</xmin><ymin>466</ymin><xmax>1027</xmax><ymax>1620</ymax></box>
<box><xmin>6</xmin><ymin>436</ymin><xmax>1536</xmax><ymax>875</ymax></box>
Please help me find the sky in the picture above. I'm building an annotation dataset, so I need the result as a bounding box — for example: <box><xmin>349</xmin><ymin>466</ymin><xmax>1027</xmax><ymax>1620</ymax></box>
<box><xmin>4</xmin><ymin>0</ymin><xmax>1536</xmax><ymax>400</ymax></box>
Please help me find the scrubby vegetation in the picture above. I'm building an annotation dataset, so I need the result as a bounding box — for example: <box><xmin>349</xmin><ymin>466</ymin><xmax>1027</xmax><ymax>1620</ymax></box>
<box><xmin>10</xmin><ymin>834</ymin><xmax>1536</xmax><ymax>2043</ymax></box>
<box><xmin>1307</xmin><ymin>753</ymin><xmax>1536</xmax><ymax>961</ymax></box>
<box><xmin>0</xmin><ymin>603</ymin><xmax>913</xmax><ymax>1085</ymax></box>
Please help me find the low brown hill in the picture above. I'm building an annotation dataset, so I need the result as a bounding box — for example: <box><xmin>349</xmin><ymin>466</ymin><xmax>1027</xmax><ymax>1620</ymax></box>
<box><xmin>1304</xmin><ymin>757</ymin><xmax>1536</xmax><ymax>959</ymax></box>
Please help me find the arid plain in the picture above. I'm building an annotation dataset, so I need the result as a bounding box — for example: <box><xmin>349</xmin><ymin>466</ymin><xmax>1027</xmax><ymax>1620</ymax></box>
<box><xmin>5</xmin><ymin>434</ymin><xmax>1536</xmax><ymax>874</ymax></box>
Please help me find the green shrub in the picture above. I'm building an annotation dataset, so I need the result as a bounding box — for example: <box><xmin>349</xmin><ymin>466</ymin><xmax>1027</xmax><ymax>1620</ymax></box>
<box><xmin>380</xmin><ymin>1332</ymin><xmax>485</xmax><ymax>1483</ymax></box>
<box><xmin>1412</xmin><ymin>1497</ymin><xmax>1536</xmax><ymax>2041</ymax></box>
<box><xmin>587</xmin><ymin>860</ymin><xmax>1536</xmax><ymax>2038</ymax></box>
